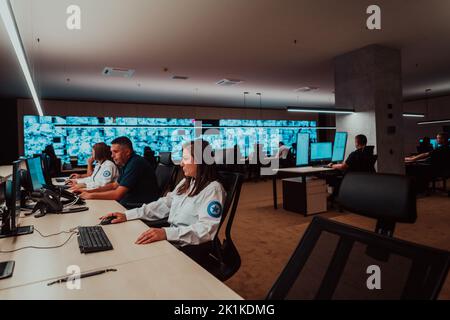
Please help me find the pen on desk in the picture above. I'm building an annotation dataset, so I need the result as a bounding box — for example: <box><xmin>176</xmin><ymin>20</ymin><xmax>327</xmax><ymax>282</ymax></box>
<box><xmin>47</xmin><ymin>268</ymin><xmax>117</xmax><ymax>286</ymax></box>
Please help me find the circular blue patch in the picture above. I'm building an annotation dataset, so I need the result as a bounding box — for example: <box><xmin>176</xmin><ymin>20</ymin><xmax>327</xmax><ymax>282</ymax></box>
<box><xmin>207</xmin><ymin>201</ymin><xmax>222</xmax><ymax>218</ymax></box>
<box><xmin>103</xmin><ymin>170</ymin><xmax>111</xmax><ymax>178</ymax></box>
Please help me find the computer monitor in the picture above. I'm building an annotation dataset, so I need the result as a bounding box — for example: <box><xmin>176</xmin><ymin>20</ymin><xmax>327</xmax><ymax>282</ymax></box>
<box><xmin>331</xmin><ymin>132</ymin><xmax>348</xmax><ymax>162</ymax></box>
<box><xmin>0</xmin><ymin>160</ymin><xmax>33</xmax><ymax>239</ymax></box>
<box><xmin>296</xmin><ymin>133</ymin><xmax>310</xmax><ymax>166</ymax></box>
<box><xmin>419</xmin><ymin>138</ymin><xmax>438</xmax><ymax>149</ymax></box>
<box><xmin>310</xmin><ymin>142</ymin><xmax>333</xmax><ymax>162</ymax></box>
<box><xmin>26</xmin><ymin>156</ymin><xmax>47</xmax><ymax>191</ymax></box>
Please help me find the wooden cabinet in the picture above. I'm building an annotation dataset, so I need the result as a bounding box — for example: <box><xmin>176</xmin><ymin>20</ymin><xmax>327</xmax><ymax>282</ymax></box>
<box><xmin>282</xmin><ymin>177</ymin><xmax>327</xmax><ymax>215</ymax></box>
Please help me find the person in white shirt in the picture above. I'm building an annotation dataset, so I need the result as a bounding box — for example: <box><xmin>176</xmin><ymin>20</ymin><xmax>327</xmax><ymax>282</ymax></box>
<box><xmin>100</xmin><ymin>139</ymin><xmax>226</xmax><ymax>247</ymax></box>
<box><xmin>68</xmin><ymin>142</ymin><xmax>119</xmax><ymax>193</ymax></box>
<box><xmin>275</xmin><ymin>141</ymin><xmax>290</xmax><ymax>159</ymax></box>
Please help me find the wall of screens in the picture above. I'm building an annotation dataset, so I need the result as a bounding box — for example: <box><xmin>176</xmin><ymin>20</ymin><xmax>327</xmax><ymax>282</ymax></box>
<box><xmin>23</xmin><ymin>116</ymin><xmax>195</xmax><ymax>165</ymax></box>
<box><xmin>206</xmin><ymin>119</ymin><xmax>317</xmax><ymax>157</ymax></box>
<box><xmin>24</xmin><ymin>115</ymin><xmax>317</xmax><ymax>164</ymax></box>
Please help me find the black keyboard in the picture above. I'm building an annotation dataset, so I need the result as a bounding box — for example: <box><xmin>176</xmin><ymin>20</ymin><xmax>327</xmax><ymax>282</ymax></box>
<box><xmin>55</xmin><ymin>178</ymin><xmax>67</xmax><ymax>183</ymax></box>
<box><xmin>77</xmin><ymin>226</ymin><xmax>113</xmax><ymax>253</ymax></box>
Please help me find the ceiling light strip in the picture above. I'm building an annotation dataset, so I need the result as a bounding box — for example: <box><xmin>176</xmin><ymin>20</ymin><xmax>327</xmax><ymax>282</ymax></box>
<box><xmin>0</xmin><ymin>0</ymin><xmax>43</xmax><ymax>116</ymax></box>
<box><xmin>417</xmin><ymin>119</ymin><xmax>450</xmax><ymax>125</ymax></box>
<box><xmin>287</xmin><ymin>107</ymin><xmax>354</xmax><ymax>114</ymax></box>
<box><xmin>403</xmin><ymin>113</ymin><xmax>425</xmax><ymax>118</ymax></box>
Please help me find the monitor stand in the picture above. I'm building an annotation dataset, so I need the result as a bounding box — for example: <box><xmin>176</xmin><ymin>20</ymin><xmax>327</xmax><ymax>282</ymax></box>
<box><xmin>0</xmin><ymin>225</ymin><xmax>34</xmax><ymax>239</ymax></box>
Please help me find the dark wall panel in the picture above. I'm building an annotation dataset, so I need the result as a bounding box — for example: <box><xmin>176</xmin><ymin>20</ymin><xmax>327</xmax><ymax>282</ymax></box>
<box><xmin>0</xmin><ymin>99</ymin><xmax>18</xmax><ymax>165</ymax></box>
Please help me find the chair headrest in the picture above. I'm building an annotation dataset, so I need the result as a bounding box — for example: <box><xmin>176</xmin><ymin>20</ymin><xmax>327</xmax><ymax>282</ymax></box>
<box><xmin>337</xmin><ymin>172</ymin><xmax>416</xmax><ymax>223</ymax></box>
<box><xmin>364</xmin><ymin>146</ymin><xmax>375</xmax><ymax>154</ymax></box>
<box><xmin>159</xmin><ymin>152</ymin><xmax>173</xmax><ymax>165</ymax></box>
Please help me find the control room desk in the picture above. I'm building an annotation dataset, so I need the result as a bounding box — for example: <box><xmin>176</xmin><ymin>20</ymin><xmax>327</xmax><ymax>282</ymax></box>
<box><xmin>0</xmin><ymin>165</ymin><xmax>12</xmax><ymax>181</ymax></box>
<box><xmin>0</xmin><ymin>199</ymin><xmax>241</xmax><ymax>300</ymax></box>
<box><xmin>272</xmin><ymin>166</ymin><xmax>336</xmax><ymax>209</ymax></box>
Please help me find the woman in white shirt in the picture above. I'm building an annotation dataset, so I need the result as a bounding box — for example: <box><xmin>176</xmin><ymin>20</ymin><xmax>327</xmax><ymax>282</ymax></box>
<box><xmin>100</xmin><ymin>139</ymin><xmax>226</xmax><ymax>247</ymax></box>
<box><xmin>68</xmin><ymin>142</ymin><xmax>119</xmax><ymax>193</ymax></box>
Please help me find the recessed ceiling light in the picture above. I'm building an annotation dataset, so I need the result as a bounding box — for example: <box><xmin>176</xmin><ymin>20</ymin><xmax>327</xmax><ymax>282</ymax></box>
<box><xmin>294</xmin><ymin>86</ymin><xmax>319</xmax><ymax>92</ymax></box>
<box><xmin>216</xmin><ymin>79</ymin><xmax>243</xmax><ymax>86</ymax></box>
<box><xmin>102</xmin><ymin>67</ymin><xmax>135</xmax><ymax>78</ymax></box>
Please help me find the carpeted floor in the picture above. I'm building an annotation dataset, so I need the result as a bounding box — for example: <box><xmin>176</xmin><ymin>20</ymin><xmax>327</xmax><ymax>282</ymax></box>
<box><xmin>222</xmin><ymin>179</ymin><xmax>450</xmax><ymax>300</ymax></box>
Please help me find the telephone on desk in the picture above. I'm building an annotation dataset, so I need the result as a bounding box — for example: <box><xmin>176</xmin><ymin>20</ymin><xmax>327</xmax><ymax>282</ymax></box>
<box><xmin>29</xmin><ymin>186</ymin><xmax>88</xmax><ymax>218</ymax></box>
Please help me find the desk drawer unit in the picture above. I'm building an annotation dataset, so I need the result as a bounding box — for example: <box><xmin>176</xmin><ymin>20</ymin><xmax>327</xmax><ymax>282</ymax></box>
<box><xmin>282</xmin><ymin>177</ymin><xmax>328</xmax><ymax>216</ymax></box>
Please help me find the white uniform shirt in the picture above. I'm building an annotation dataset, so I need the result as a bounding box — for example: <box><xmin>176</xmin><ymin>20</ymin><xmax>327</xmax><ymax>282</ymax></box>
<box><xmin>276</xmin><ymin>145</ymin><xmax>290</xmax><ymax>159</ymax></box>
<box><xmin>125</xmin><ymin>179</ymin><xmax>226</xmax><ymax>246</ymax></box>
<box><xmin>76</xmin><ymin>159</ymin><xmax>119</xmax><ymax>190</ymax></box>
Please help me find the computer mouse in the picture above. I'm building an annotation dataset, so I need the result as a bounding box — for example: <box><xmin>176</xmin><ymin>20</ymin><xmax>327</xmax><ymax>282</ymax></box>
<box><xmin>100</xmin><ymin>215</ymin><xmax>116</xmax><ymax>225</ymax></box>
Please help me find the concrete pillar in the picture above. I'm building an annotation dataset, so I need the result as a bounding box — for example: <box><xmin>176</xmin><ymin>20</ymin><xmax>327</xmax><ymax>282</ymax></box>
<box><xmin>334</xmin><ymin>44</ymin><xmax>404</xmax><ymax>174</ymax></box>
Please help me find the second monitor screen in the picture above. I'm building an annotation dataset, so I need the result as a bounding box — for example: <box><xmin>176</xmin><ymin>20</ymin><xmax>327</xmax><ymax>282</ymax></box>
<box><xmin>311</xmin><ymin>142</ymin><xmax>332</xmax><ymax>161</ymax></box>
<box><xmin>296</xmin><ymin>133</ymin><xmax>310</xmax><ymax>166</ymax></box>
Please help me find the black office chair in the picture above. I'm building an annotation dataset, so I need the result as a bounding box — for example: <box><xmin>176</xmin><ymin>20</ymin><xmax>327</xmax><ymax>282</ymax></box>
<box><xmin>156</xmin><ymin>171</ymin><xmax>243</xmax><ymax>281</ymax></box>
<box><xmin>279</xmin><ymin>149</ymin><xmax>295</xmax><ymax>168</ymax></box>
<box><xmin>337</xmin><ymin>172</ymin><xmax>416</xmax><ymax>236</ymax></box>
<box><xmin>40</xmin><ymin>153</ymin><xmax>53</xmax><ymax>185</ymax></box>
<box><xmin>266</xmin><ymin>216</ymin><xmax>450</xmax><ymax>300</ymax></box>
<box><xmin>127</xmin><ymin>153</ymin><xmax>178</xmax><ymax>210</ymax></box>
<box><xmin>429</xmin><ymin>152</ymin><xmax>450</xmax><ymax>194</ymax></box>
<box><xmin>155</xmin><ymin>152</ymin><xmax>178</xmax><ymax>197</ymax></box>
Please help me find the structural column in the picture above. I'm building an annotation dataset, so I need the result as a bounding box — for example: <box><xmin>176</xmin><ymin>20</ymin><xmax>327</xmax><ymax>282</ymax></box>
<box><xmin>334</xmin><ymin>44</ymin><xmax>404</xmax><ymax>174</ymax></box>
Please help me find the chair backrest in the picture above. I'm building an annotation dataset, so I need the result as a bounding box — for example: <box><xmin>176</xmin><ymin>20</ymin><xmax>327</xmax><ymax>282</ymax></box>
<box><xmin>158</xmin><ymin>152</ymin><xmax>173</xmax><ymax>166</ymax></box>
<box><xmin>370</xmin><ymin>154</ymin><xmax>378</xmax><ymax>172</ymax></box>
<box><xmin>430</xmin><ymin>145</ymin><xmax>450</xmax><ymax>176</ymax></box>
<box><xmin>155</xmin><ymin>155</ymin><xmax>178</xmax><ymax>197</ymax></box>
<box><xmin>40</xmin><ymin>153</ymin><xmax>52</xmax><ymax>184</ymax></box>
<box><xmin>337</xmin><ymin>172</ymin><xmax>417</xmax><ymax>236</ymax></box>
<box><xmin>266</xmin><ymin>216</ymin><xmax>450</xmax><ymax>300</ymax></box>
<box><xmin>212</xmin><ymin>171</ymin><xmax>244</xmax><ymax>281</ymax></box>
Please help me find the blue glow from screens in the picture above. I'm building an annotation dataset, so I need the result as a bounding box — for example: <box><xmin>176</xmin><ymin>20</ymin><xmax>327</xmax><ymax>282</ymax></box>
<box><xmin>24</xmin><ymin>116</ymin><xmax>195</xmax><ymax>165</ymax></box>
<box><xmin>331</xmin><ymin>132</ymin><xmax>348</xmax><ymax>162</ymax></box>
<box><xmin>26</xmin><ymin>157</ymin><xmax>46</xmax><ymax>191</ymax></box>
<box><xmin>215</xmin><ymin>119</ymin><xmax>317</xmax><ymax>157</ymax></box>
<box><xmin>311</xmin><ymin>142</ymin><xmax>333</xmax><ymax>161</ymax></box>
<box><xmin>24</xmin><ymin>116</ymin><xmax>317</xmax><ymax>163</ymax></box>
<box><xmin>296</xmin><ymin>133</ymin><xmax>310</xmax><ymax>166</ymax></box>
<box><xmin>419</xmin><ymin>138</ymin><xmax>438</xmax><ymax>149</ymax></box>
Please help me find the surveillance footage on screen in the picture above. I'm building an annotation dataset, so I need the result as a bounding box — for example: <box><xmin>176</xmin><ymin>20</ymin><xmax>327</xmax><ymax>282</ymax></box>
<box><xmin>23</xmin><ymin>115</ymin><xmax>317</xmax><ymax>165</ymax></box>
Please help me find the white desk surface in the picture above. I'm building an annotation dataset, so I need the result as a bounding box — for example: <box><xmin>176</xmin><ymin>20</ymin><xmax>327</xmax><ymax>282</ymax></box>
<box><xmin>0</xmin><ymin>199</ymin><xmax>242</xmax><ymax>300</ymax></box>
<box><xmin>274</xmin><ymin>166</ymin><xmax>335</xmax><ymax>174</ymax></box>
<box><xmin>0</xmin><ymin>165</ymin><xmax>12</xmax><ymax>179</ymax></box>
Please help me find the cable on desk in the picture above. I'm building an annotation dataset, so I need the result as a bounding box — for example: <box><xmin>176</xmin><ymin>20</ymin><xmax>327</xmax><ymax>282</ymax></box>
<box><xmin>34</xmin><ymin>226</ymin><xmax>78</xmax><ymax>238</ymax></box>
<box><xmin>0</xmin><ymin>230</ymin><xmax>78</xmax><ymax>253</ymax></box>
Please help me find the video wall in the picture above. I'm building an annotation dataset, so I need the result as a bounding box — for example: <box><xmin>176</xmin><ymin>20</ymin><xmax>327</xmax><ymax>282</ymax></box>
<box><xmin>23</xmin><ymin>116</ymin><xmax>317</xmax><ymax>165</ymax></box>
<box><xmin>23</xmin><ymin>116</ymin><xmax>195</xmax><ymax>165</ymax></box>
<box><xmin>203</xmin><ymin>119</ymin><xmax>317</xmax><ymax>157</ymax></box>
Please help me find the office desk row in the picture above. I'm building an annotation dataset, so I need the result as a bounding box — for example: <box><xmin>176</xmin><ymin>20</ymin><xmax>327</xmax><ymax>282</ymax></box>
<box><xmin>0</xmin><ymin>199</ymin><xmax>242</xmax><ymax>299</ymax></box>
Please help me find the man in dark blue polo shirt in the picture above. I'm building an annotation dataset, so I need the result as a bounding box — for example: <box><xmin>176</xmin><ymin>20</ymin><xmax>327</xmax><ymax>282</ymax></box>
<box><xmin>80</xmin><ymin>137</ymin><xmax>159</xmax><ymax>208</ymax></box>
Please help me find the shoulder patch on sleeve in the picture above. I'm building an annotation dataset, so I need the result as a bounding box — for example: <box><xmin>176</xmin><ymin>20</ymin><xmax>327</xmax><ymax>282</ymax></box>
<box><xmin>207</xmin><ymin>200</ymin><xmax>222</xmax><ymax>218</ymax></box>
<box><xmin>103</xmin><ymin>170</ymin><xmax>112</xmax><ymax>177</ymax></box>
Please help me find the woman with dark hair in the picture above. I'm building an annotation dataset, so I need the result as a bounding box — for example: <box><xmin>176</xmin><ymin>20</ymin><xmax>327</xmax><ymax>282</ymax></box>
<box><xmin>68</xmin><ymin>142</ymin><xmax>119</xmax><ymax>192</ymax></box>
<box><xmin>101</xmin><ymin>139</ymin><xmax>225</xmax><ymax>247</ymax></box>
